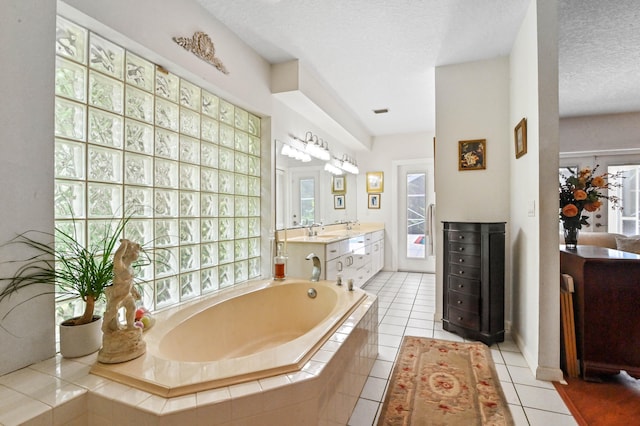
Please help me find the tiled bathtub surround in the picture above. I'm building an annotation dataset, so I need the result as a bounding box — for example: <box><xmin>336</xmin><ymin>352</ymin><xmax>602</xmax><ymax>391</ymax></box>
<box><xmin>0</xmin><ymin>290</ymin><xmax>377</xmax><ymax>425</ymax></box>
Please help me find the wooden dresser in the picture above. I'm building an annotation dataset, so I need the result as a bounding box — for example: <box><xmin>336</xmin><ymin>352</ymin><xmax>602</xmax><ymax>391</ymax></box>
<box><xmin>560</xmin><ymin>246</ymin><xmax>640</xmax><ymax>380</ymax></box>
<box><xmin>442</xmin><ymin>222</ymin><xmax>505</xmax><ymax>345</ymax></box>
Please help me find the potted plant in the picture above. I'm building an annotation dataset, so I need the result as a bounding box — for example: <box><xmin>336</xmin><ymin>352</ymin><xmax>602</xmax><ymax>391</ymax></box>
<box><xmin>0</xmin><ymin>216</ymin><xmax>149</xmax><ymax>357</ymax></box>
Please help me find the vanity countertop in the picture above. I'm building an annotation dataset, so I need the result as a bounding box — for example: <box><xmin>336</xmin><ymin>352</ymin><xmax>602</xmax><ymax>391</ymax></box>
<box><xmin>281</xmin><ymin>223</ymin><xmax>384</xmax><ymax>245</ymax></box>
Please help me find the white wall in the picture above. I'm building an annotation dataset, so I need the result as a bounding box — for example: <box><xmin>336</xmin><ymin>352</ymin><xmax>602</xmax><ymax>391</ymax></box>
<box><xmin>560</xmin><ymin>112</ymin><xmax>640</xmax><ymax>152</ymax></box>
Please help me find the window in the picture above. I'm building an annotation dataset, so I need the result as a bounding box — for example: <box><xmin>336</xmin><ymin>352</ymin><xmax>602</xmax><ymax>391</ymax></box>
<box><xmin>406</xmin><ymin>172</ymin><xmax>426</xmax><ymax>258</ymax></box>
<box><xmin>299</xmin><ymin>178</ymin><xmax>315</xmax><ymax>225</ymax></box>
<box><xmin>54</xmin><ymin>16</ymin><xmax>261</xmax><ymax>321</ymax></box>
<box><xmin>609</xmin><ymin>165</ymin><xmax>640</xmax><ymax>235</ymax></box>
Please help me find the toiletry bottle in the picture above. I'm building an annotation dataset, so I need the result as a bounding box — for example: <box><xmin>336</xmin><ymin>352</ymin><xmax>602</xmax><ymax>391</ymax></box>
<box><xmin>274</xmin><ymin>242</ymin><xmax>287</xmax><ymax>280</ymax></box>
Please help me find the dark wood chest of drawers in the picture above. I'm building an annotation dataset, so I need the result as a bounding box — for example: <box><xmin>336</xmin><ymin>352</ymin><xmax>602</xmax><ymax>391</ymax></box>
<box><xmin>442</xmin><ymin>222</ymin><xmax>505</xmax><ymax>345</ymax></box>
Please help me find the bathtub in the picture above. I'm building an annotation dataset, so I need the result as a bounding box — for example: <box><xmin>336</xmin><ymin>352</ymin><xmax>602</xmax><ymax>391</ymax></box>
<box><xmin>90</xmin><ymin>278</ymin><xmax>368</xmax><ymax>398</ymax></box>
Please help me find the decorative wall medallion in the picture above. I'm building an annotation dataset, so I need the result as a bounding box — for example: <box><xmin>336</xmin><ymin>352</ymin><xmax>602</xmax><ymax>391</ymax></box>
<box><xmin>172</xmin><ymin>31</ymin><xmax>229</xmax><ymax>75</ymax></box>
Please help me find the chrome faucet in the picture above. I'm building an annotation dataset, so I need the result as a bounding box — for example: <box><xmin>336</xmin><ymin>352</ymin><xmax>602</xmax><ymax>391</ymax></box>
<box><xmin>307</xmin><ymin>223</ymin><xmax>319</xmax><ymax>237</ymax></box>
<box><xmin>306</xmin><ymin>252</ymin><xmax>321</xmax><ymax>282</ymax></box>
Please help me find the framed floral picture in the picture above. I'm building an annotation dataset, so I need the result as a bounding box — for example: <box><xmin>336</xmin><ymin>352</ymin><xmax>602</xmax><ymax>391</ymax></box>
<box><xmin>366</xmin><ymin>171</ymin><xmax>384</xmax><ymax>193</ymax></box>
<box><xmin>332</xmin><ymin>176</ymin><xmax>346</xmax><ymax>193</ymax></box>
<box><xmin>368</xmin><ymin>193</ymin><xmax>381</xmax><ymax>209</ymax></box>
<box><xmin>515</xmin><ymin>118</ymin><xmax>527</xmax><ymax>159</ymax></box>
<box><xmin>458</xmin><ymin>139</ymin><xmax>486</xmax><ymax>171</ymax></box>
<box><xmin>334</xmin><ymin>194</ymin><xmax>345</xmax><ymax>209</ymax></box>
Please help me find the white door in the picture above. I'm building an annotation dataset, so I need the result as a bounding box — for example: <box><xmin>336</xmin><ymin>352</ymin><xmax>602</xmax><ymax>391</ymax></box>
<box><xmin>396</xmin><ymin>160</ymin><xmax>435</xmax><ymax>272</ymax></box>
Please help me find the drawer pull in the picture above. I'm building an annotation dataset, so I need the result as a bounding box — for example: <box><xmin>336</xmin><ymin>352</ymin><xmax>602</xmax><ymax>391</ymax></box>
<box><xmin>459</xmin><ymin>270</ymin><xmax>464</xmax><ymax>274</ymax></box>
<box><xmin>458</xmin><ymin>284</ymin><xmax>464</xmax><ymax>289</ymax></box>
<box><xmin>330</xmin><ymin>249</ymin><xmax>337</xmax><ymax>253</ymax></box>
<box><xmin>459</xmin><ymin>235</ymin><xmax>464</xmax><ymax>240</ymax></box>
<box><xmin>457</xmin><ymin>300</ymin><xmax>462</xmax><ymax>304</ymax></box>
<box><xmin>459</xmin><ymin>247</ymin><xmax>465</xmax><ymax>252</ymax></box>
<box><xmin>459</xmin><ymin>259</ymin><xmax>464</xmax><ymax>263</ymax></box>
<box><xmin>457</xmin><ymin>316</ymin><xmax>463</xmax><ymax>321</ymax></box>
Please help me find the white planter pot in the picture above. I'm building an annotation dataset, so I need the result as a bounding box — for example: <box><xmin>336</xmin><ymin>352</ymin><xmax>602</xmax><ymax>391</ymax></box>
<box><xmin>59</xmin><ymin>316</ymin><xmax>103</xmax><ymax>358</ymax></box>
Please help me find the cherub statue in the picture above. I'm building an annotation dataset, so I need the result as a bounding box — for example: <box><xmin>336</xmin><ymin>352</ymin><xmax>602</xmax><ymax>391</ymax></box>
<box><xmin>102</xmin><ymin>239</ymin><xmax>141</xmax><ymax>334</ymax></box>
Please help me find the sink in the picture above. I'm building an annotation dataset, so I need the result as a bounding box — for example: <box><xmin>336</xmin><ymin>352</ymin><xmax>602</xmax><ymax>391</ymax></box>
<box><xmin>286</xmin><ymin>235</ymin><xmax>339</xmax><ymax>243</ymax></box>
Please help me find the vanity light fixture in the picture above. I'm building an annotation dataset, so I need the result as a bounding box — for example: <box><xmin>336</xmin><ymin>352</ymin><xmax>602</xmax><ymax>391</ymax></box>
<box><xmin>303</xmin><ymin>132</ymin><xmax>331</xmax><ymax>161</ymax></box>
<box><xmin>339</xmin><ymin>154</ymin><xmax>359</xmax><ymax>174</ymax></box>
<box><xmin>281</xmin><ymin>139</ymin><xmax>311</xmax><ymax>162</ymax></box>
<box><xmin>324</xmin><ymin>159</ymin><xmax>344</xmax><ymax>175</ymax></box>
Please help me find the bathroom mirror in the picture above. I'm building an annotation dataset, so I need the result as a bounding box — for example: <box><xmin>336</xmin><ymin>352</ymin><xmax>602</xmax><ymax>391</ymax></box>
<box><xmin>275</xmin><ymin>139</ymin><xmax>358</xmax><ymax>230</ymax></box>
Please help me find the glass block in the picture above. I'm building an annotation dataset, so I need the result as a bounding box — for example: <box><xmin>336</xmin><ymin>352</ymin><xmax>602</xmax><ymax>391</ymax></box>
<box><xmin>218</xmin><ymin>171</ymin><xmax>233</xmax><ymax>195</ymax></box>
<box><xmin>219</xmin><ymin>147</ymin><xmax>234</xmax><ymax>172</ymax></box>
<box><xmin>200</xmin><ymin>168</ymin><xmax>218</xmax><ymax>193</ymax></box>
<box><xmin>55</xmin><ymin>299</ymin><xmax>85</xmax><ymax>325</ymax></box>
<box><xmin>54</xmin><ymin>180</ymin><xmax>85</xmax><ymax>219</ymax></box>
<box><xmin>248</xmin><ymin>177</ymin><xmax>260</xmax><ymax>197</ymax></box>
<box><xmin>88</xmin><ymin>146</ymin><xmax>122</xmax><ymax>183</ymax></box>
<box><xmin>125</xmin><ymin>152</ymin><xmax>153</xmax><ymax>186</ymax></box>
<box><xmin>56</xmin><ymin>16</ymin><xmax>88</xmax><ymax>64</ymax></box>
<box><xmin>124</xmin><ymin>186</ymin><xmax>153</xmax><ymax>217</ymax></box>
<box><xmin>219</xmin><ymin>124</ymin><xmax>234</xmax><ymax>148</ymax></box>
<box><xmin>249</xmin><ymin>257</ymin><xmax>261</xmax><ymax>279</ymax></box>
<box><xmin>155</xmin><ymin>219</ymin><xmax>179</xmax><ymax>247</ymax></box>
<box><xmin>234</xmin><ymin>261</ymin><xmax>248</xmax><ymax>283</ymax></box>
<box><xmin>55</xmin><ymin>57</ymin><xmax>86</xmax><ymax>102</ymax></box>
<box><xmin>234</xmin><ymin>108</ymin><xmax>248</xmax><ymax>131</ymax></box>
<box><xmin>248</xmin><ymin>197</ymin><xmax>260</xmax><ymax>217</ymax></box>
<box><xmin>235</xmin><ymin>196</ymin><xmax>248</xmax><ymax>216</ymax></box>
<box><xmin>155</xmin><ymin>247</ymin><xmax>178</xmax><ymax>277</ymax></box>
<box><xmin>219</xmin><ymin>99</ymin><xmax>234</xmax><ymax>126</ymax></box>
<box><xmin>248</xmin><ymin>237</ymin><xmax>260</xmax><ymax>257</ymax></box>
<box><xmin>201</xmin><ymin>218</ymin><xmax>218</xmax><ymax>242</ymax></box>
<box><xmin>201</xmin><ymin>243</ymin><xmax>218</xmax><ymax>267</ymax></box>
<box><xmin>180</xmin><ymin>79</ymin><xmax>201</xmax><ymax>111</ymax></box>
<box><xmin>248</xmin><ymin>217</ymin><xmax>260</xmax><ymax>238</ymax></box>
<box><xmin>201</xmin><ymin>267</ymin><xmax>219</xmax><ymax>293</ymax></box>
<box><xmin>180</xmin><ymin>191</ymin><xmax>199</xmax><ymax>217</ymax></box>
<box><xmin>154</xmin><ymin>189</ymin><xmax>178</xmax><ymax>217</ymax></box>
<box><xmin>155</xmin><ymin>70</ymin><xmax>179</xmax><ymax>103</ymax></box>
<box><xmin>219</xmin><ymin>264</ymin><xmax>234</xmax><ymax>289</ymax></box>
<box><xmin>136</xmin><ymin>281</ymin><xmax>155</xmax><ymax>308</ymax></box>
<box><xmin>55</xmin><ymin>220</ymin><xmax>85</xmax><ymax>251</ymax></box>
<box><xmin>88</xmin><ymin>220</ymin><xmax>122</xmax><ymax>249</ymax></box>
<box><xmin>89</xmin><ymin>71</ymin><xmax>123</xmax><ymax>113</ymax></box>
<box><xmin>155</xmin><ymin>98</ymin><xmax>179</xmax><ymax>131</ymax></box>
<box><xmin>124</xmin><ymin>219</ymin><xmax>153</xmax><ymax>248</ymax></box>
<box><xmin>219</xmin><ymin>195</ymin><xmax>234</xmax><ymax>217</ymax></box>
<box><xmin>235</xmin><ymin>153</ymin><xmax>248</xmax><ymax>174</ymax></box>
<box><xmin>126</xmin><ymin>51</ymin><xmax>154</xmax><ymax>92</ymax></box>
<box><xmin>155</xmin><ymin>128</ymin><xmax>179</xmax><ymax>160</ymax></box>
<box><xmin>180</xmin><ymin>218</ymin><xmax>200</xmax><ymax>244</ymax></box>
<box><xmin>180</xmin><ymin>107</ymin><xmax>200</xmax><ymax>138</ymax></box>
<box><xmin>55</xmin><ymin>97</ymin><xmax>85</xmax><ymax>141</ymax></box>
<box><xmin>88</xmin><ymin>108</ymin><xmax>123</xmax><ymax>147</ymax></box>
<box><xmin>235</xmin><ymin>218</ymin><xmax>248</xmax><ymax>239</ymax></box>
<box><xmin>219</xmin><ymin>218</ymin><xmax>234</xmax><ymax>241</ymax></box>
<box><xmin>155</xmin><ymin>159</ymin><xmax>179</xmax><ymax>188</ymax></box>
<box><xmin>89</xmin><ymin>32</ymin><xmax>124</xmax><ymax>79</ymax></box>
<box><xmin>55</xmin><ymin>139</ymin><xmax>85</xmax><ymax>180</ymax></box>
<box><xmin>234</xmin><ymin>131</ymin><xmax>248</xmax><ymax>152</ymax></box>
<box><xmin>248</xmin><ymin>135</ymin><xmax>261</xmax><ymax>156</ymax></box>
<box><xmin>234</xmin><ymin>174</ymin><xmax>248</xmax><ymax>196</ymax></box>
<box><xmin>125</xmin><ymin>119</ymin><xmax>153</xmax><ymax>154</ymax></box>
<box><xmin>248</xmin><ymin>114</ymin><xmax>260</xmax><ymax>137</ymax></box>
<box><xmin>219</xmin><ymin>241</ymin><xmax>234</xmax><ymax>264</ymax></box>
<box><xmin>201</xmin><ymin>193</ymin><xmax>218</xmax><ymax>217</ymax></box>
<box><xmin>88</xmin><ymin>183</ymin><xmax>121</xmax><ymax>218</ymax></box>
<box><xmin>180</xmin><ymin>164</ymin><xmax>200</xmax><ymax>191</ymax></box>
<box><xmin>201</xmin><ymin>117</ymin><xmax>219</xmax><ymax>143</ymax></box>
<box><xmin>126</xmin><ymin>85</ymin><xmax>154</xmax><ymax>123</ymax></box>
<box><xmin>180</xmin><ymin>135</ymin><xmax>200</xmax><ymax>164</ymax></box>
<box><xmin>180</xmin><ymin>272</ymin><xmax>200</xmax><ymax>300</ymax></box>
<box><xmin>155</xmin><ymin>276</ymin><xmax>179</xmax><ymax>308</ymax></box>
<box><xmin>201</xmin><ymin>142</ymin><xmax>218</xmax><ymax>168</ymax></box>
<box><xmin>248</xmin><ymin>155</ymin><xmax>260</xmax><ymax>177</ymax></box>
<box><xmin>180</xmin><ymin>245</ymin><xmax>200</xmax><ymax>272</ymax></box>
<box><xmin>201</xmin><ymin>90</ymin><xmax>219</xmax><ymax>118</ymax></box>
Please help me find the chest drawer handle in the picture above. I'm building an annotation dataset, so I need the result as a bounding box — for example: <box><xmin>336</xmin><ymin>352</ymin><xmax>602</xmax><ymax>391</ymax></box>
<box><xmin>458</xmin><ymin>284</ymin><xmax>464</xmax><ymax>289</ymax></box>
<box><xmin>459</xmin><ymin>247</ymin><xmax>464</xmax><ymax>252</ymax></box>
<box><xmin>459</xmin><ymin>270</ymin><xmax>464</xmax><ymax>274</ymax></box>
<box><xmin>457</xmin><ymin>300</ymin><xmax>462</xmax><ymax>304</ymax></box>
<box><xmin>459</xmin><ymin>259</ymin><xmax>464</xmax><ymax>263</ymax></box>
<box><xmin>457</xmin><ymin>316</ymin><xmax>463</xmax><ymax>321</ymax></box>
<box><xmin>459</xmin><ymin>235</ymin><xmax>464</xmax><ymax>240</ymax></box>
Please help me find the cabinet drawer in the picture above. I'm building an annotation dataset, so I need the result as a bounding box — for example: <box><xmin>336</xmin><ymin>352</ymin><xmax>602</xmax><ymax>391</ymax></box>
<box><xmin>448</xmin><ymin>242</ymin><xmax>481</xmax><ymax>256</ymax></box>
<box><xmin>448</xmin><ymin>305</ymin><xmax>480</xmax><ymax>330</ymax></box>
<box><xmin>326</xmin><ymin>242</ymin><xmax>341</xmax><ymax>260</ymax></box>
<box><xmin>448</xmin><ymin>252</ymin><xmax>481</xmax><ymax>268</ymax></box>
<box><xmin>448</xmin><ymin>275</ymin><xmax>480</xmax><ymax>296</ymax></box>
<box><xmin>448</xmin><ymin>263</ymin><xmax>480</xmax><ymax>280</ymax></box>
<box><xmin>448</xmin><ymin>289</ymin><xmax>480</xmax><ymax>314</ymax></box>
<box><xmin>447</xmin><ymin>231</ymin><xmax>480</xmax><ymax>244</ymax></box>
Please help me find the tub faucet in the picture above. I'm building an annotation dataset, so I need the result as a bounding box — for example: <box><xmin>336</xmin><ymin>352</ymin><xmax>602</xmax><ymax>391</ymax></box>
<box><xmin>306</xmin><ymin>253</ymin><xmax>321</xmax><ymax>282</ymax></box>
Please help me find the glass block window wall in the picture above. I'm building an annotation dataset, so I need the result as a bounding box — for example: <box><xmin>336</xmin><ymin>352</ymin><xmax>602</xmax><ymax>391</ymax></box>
<box><xmin>54</xmin><ymin>16</ymin><xmax>262</xmax><ymax>322</ymax></box>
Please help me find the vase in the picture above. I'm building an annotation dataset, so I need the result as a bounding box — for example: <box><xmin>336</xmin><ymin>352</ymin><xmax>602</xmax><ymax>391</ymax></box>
<box><xmin>563</xmin><ymin>225</ymin><xmax>579</xmax><ymax>250</ymax></box>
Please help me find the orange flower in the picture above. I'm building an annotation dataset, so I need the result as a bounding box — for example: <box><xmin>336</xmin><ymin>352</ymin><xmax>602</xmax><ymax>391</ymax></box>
<box><xmin>592</xmin><ymin>175</ymin><xmax>606</xmax><ymax>187</ymax></box>
<box><xmin>573</xmin><ymin>189</ymin><xmax>587</xmax><ymax>200</ymax></box>
<box><xmin>584</xmin><ymin>201</ymin><xmax>602</xmax><ymax>212</ymax></box>
<box><xmin>562</xmin><ymin>204</ymin><xmax>579</xmax><ymax>217</ymax></box>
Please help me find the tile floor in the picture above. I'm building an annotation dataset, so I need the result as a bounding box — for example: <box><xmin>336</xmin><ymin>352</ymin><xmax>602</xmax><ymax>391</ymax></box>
<box><xmin>348</xmin><ymin>271</ymin><xmax>577</xmax><ymax>426</ymax></box>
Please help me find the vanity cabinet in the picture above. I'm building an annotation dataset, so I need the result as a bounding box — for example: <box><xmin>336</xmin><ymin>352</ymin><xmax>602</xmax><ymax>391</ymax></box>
<box><xmin>442</xmin><ymin>222</ymin><xmax>505</xmax><ymax>346</ymax></box>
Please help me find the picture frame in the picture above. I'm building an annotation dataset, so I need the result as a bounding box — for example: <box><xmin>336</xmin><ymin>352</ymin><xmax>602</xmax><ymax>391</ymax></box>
<box><xmin>514</xmin><ymin>118</ymin><xmax>527</xmax><ymax>159</ymax></box>
<box><xmin>334</xmin><ymin>194</ymin><xmax>345</xmax><ymax>209</ymax></box>
<box><xmin>368</xmin><ymin>193</ymin><xmax>381</xmax><ymax>209</ymax></box>
<box><xmin>332</xmin><ymin>175</ymin><xmax>346</xmax><ymax>193</ymax></box>
<box><xmin>458</xmin><ymin>139</ymin><xmax>486</xmax><ymax>171</ymax></box>
<box><xmin>366</xmin><ymin>171</ymin><xmax>384</xmax><ymax>193</ymax></box>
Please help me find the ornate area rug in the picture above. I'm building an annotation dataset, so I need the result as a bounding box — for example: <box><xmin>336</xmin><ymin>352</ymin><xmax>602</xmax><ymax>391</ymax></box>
<box><xmin>378</xmin><ymin>336</ymin><xmax>514</xmax><ymax>425</ymax></box>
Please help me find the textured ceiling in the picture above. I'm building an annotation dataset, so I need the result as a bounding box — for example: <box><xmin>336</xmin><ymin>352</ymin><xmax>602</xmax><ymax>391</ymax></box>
<box><xmin>198</xmin><ymin>0</ymin><xmax>640</xmax><ymax>137</ymax></box>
